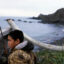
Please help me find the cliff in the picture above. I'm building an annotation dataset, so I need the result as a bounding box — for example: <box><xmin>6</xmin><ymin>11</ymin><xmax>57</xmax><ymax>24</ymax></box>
<box><xmin>36</xmin><ymin>8</ymin><xmax>64</xmax><ymax>24</ymax></box>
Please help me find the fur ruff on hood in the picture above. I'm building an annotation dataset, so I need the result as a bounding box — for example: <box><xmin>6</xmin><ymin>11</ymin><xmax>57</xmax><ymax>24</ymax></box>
<box><xmin>15</xmin><ymin>41</ymin><xmax>34</xmax><ymax>52</ymax></box>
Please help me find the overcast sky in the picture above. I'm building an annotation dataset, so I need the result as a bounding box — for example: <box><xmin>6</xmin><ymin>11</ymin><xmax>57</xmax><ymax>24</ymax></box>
<box><xmin>0</xmin><ymin>0</ymin><xmax>64</xmax><ymax>17</ymax></box>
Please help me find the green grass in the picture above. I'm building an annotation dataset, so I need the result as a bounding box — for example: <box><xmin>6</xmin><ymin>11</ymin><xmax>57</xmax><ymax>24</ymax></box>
<box><xmin>36</xmin><ymin>50</ymin><xmax>64</xmax><ymax>64</ymax></box>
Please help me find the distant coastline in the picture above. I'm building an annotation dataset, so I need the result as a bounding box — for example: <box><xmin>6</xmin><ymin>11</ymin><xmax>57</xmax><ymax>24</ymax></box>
<box><xmin>32</xmin><ymin>8</ymin><xmax>64</xmax><ymax>24</ymax></box>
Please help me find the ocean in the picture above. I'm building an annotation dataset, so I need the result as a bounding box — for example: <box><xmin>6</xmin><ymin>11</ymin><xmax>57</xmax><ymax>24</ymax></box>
<box><xmin>0</xmin><ymin>17</ymin><xmax>64</xmax><ymax>50</ymax></box>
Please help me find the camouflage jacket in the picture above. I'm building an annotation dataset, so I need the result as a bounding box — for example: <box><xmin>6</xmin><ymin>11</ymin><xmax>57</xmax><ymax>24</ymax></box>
<box><xmin>8</xmin><ymin>42</ymin><xmax>36</xmax><ymax>64</ymax></box>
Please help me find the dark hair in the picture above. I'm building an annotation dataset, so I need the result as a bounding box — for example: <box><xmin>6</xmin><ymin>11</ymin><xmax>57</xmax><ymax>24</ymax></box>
<box><xmin>8</xmin><ymin>30</ymin><xmax>24</xmax><ymax>43</ymax></box>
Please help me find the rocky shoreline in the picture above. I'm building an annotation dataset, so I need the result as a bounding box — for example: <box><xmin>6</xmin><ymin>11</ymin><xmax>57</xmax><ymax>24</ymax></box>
<box><xmin>32</xmin><ymin>8</ymin><xmax>64</xmax><ymax>24</ymax></box>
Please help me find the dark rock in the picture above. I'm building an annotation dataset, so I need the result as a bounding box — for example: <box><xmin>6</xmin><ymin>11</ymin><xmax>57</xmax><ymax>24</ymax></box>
<box><xmin>18</xmin><ymin>19</ymin><xmax>22</xmax><ymax>21</ymax></box>
<box><xmin>29</xmin><ymin>21</ymin><xmax>32</xmax><ymax>23</ymax></box>
<box><xmin>12</xmin><ymin>19</ymin><xmax>15</xmax><ymax>21</ymax></box>
<box><xmin>33</xmin><ymin>8</ymin><xmax>64</xmax><ymax>24</ymax></box>
<box><xmin>5</xmin><ymin>19</ymin><xmax>15</xmax><ymax>21</ymax></box>
<box><xmin>31</xmin><ymin>17</ymin><xmax>39</xmax><ymax>19</ymax></box>
<box><xmin>24</xmin><ymin>21</ymin><xmax>27</xmax><ymax>23</ymax></box>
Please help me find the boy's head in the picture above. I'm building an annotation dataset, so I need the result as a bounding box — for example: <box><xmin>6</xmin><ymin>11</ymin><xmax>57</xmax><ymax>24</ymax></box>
<box><xmin>8</xmin><ymin>30</ymin><xmax>24</xmax><ymax>48</ymax></box>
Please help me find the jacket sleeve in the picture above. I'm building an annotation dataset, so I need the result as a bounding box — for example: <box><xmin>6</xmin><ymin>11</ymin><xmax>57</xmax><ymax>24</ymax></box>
<box><xmin>8</xmin><ymin>50</ymin><xmax>30</xmax><ymax>64</ymax></box>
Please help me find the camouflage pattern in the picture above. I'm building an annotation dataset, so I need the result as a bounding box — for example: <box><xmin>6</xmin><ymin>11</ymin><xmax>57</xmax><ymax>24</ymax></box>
<box><xmin>8</xmin><ymin>49</ymin><xmax>36</xmax><ymax>64</ymax></box>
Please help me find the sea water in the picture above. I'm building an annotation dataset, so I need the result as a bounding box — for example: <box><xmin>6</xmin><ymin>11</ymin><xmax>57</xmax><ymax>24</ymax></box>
<box><xmin>0</xmin><ymin>17</ymin><xmax>64</xmax><ymax>50</ymax></box>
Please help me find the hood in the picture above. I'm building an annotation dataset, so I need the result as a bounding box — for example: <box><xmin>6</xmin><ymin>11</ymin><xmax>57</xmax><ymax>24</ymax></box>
<box><xmin>15</xmin><ymin>41</ymin><xmax>34</xmax><ymax>52</ymax></box>
<box><xmin>15</xmin><ymin>41</ymin><xmax>28</xmax><ymax>49</ymax></box>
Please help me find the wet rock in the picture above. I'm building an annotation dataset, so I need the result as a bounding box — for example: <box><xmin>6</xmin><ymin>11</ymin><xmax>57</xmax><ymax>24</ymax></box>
<box><xmin>29</xmin><ymin>21</ymin><xmax>32</xmax><ymax>23</ymax></box>
<box><xmin>5</xmin><ymin>19</ymin><xmax>15</xmax><ymax>21</ymax></box>
<box><xmin>24</xmin><ymin>21</ymin><xmax>27</xmax><ymax>23</ymax></box>
<box><xmin>18</xmin><ymin>19</ymin><xmax>22</xmax><ymax>21</ymax></box>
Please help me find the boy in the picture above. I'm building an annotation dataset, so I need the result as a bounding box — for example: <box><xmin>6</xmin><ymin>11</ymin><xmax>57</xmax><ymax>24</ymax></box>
<box><xmin>7</xmin><ymin>30</ymin><xmax>36</xmax><ymax>64</ymax></box>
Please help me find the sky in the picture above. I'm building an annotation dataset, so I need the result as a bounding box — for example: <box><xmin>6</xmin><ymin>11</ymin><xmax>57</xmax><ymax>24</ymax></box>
<box><xmin>0</xmin><ymin>0</ymin><xmax>64</xmax><ymax>17</ymax></box>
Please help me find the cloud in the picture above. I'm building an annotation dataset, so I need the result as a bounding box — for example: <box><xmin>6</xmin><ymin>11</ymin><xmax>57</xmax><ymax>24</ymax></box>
<box><xmin>0</xmin><ymin>9</ymin><xmax>38</xmax><ymax>17</ymax></box>
<box><xmin>0</xmin><ymin>0</ymin><xmax>64</xmax><ymax>16</ymax></box>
